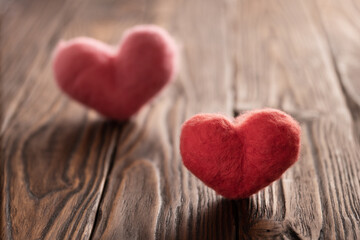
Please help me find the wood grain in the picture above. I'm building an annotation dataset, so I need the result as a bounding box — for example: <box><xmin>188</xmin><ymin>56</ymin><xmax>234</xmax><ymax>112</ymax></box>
<box><xmin>315</xmin><ymin>0</ymin><xmax>360</xmax><ymax>140</ymax></box>
<box><xmin>91</xmin><ymin>0</ymin><xmax>235</xmax><ymax>238</ymax></box>
<box><xmin>229</xmin><ymin>0</ymin><xmax>360</xmax><ymax>238</ymax></box>
<box><xmin>1</xmin><ymin>0</ymin><xmax>123</xmax><ymax>239</ymax></box>
<box><xmin>1</xmin><ymin>0</ymin><xmax>360</xmax><ymax>239</ymax></box>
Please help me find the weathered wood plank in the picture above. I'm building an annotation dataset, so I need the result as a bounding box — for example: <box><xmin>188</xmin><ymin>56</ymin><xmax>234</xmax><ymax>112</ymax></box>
<box><xmin>313</xmin><ymin>0</ymin><xmax>360</xmax><ymax>237</ymax></box>
<box><xmin>315</xmin><ymin>0</ymin><xmax>360</xmax><ymax>139</ymax></box>
<box><xmin>229</xmin><ymin>0</ymin><xmax>360</xmax><ymax>238</ymax></box>
<box><xmin>231</xmin><ymin>0</ymin><xmax>348</xmax><ymax>115</ymax></box>
<box><xmin>0</xmin><ymin>0</ymin><xmax>125</xmax><ymax>239</ymax></box>
<box><xmin>1</xmin><ymin>0</ymin><xmax>86</xmax><ymax>113</ymax></box>
<box><xmin>2</xmin><ymin>0</ymin><xmax>360</xmax><ymax>239</ymax></box>
<box><xmin>90</xmin><ymin>0</ymin><xmax>236</xmax><ymax>239</ymax></box>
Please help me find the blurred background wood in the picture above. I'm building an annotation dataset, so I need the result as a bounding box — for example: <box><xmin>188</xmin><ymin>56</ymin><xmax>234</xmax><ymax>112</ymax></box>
<box><xmin>1</xmin><ymin>0</ymin><xmax>360</xmax><ymax>239</ymax></box>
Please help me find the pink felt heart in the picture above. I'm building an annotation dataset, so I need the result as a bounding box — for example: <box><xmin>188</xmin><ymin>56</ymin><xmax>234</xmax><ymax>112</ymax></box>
<box><xmin>180</xmin><ymin>109</ymin><xmax>301</xmax><ymax>199</ymax></box>
<box><xmin>52</xmin><ymin>25</ymin><xmax>178</xmax><ymax>120</ymax></box>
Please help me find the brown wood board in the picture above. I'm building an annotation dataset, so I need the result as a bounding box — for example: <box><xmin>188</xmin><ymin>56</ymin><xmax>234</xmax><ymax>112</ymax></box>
<box><xmin>1</xmin><ymin>0</ymin><xmax>360</xmax><ymax>239</ymax></box>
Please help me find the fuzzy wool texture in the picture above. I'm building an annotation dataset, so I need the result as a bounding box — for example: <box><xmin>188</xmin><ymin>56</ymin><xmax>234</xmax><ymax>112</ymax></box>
<box><xmin>52</xmin><ymin>25</ymin><xmax>178</xmax><ymax>120</ymax></box>
<box><xmin>180</xmin><ymin>108</ymin><xmax>301</xmax><ymax>199</ymax></box>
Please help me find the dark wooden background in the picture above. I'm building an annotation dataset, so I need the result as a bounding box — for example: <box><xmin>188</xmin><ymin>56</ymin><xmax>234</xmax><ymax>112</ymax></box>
<box><xmin>1</xmin><ymin>0</ymin><xmax>360</xmax><ymax>239</ymax></box>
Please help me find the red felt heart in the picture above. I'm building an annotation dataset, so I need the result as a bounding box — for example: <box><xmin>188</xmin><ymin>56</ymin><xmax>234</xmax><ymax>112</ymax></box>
<box><xmin>52</xmin><ymin>25</ymin><xmax>178</xmax><ymax>120</ymax></box>
<box><xmin>180</xmin><ymin>109</ymin><xmax>301</xmax><ymax>199</ymax></box>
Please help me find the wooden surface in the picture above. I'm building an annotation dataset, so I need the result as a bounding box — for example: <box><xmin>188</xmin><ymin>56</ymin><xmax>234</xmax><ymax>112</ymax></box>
<box><xmin>1</xmin><ymin>0</ymin><xmax>360</xmax><ymax>239</ymax></box>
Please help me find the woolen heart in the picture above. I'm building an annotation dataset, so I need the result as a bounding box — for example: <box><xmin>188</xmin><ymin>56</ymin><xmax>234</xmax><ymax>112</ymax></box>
<box><xmin>52</xmin><ymin>25</ymin><xmax>178</xmax><ymax>120</ymax></box>
<box><xmin>180</xmin><ymin>108</ymin><xmax>301</xmax><ymax>199</ymax></box>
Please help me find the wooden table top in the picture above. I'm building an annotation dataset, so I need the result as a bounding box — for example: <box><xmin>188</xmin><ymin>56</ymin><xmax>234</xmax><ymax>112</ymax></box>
<box><xmin>2</xmin><ymin>0</ymin><xmax>360</xmax><ymax>239</ymax></box>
